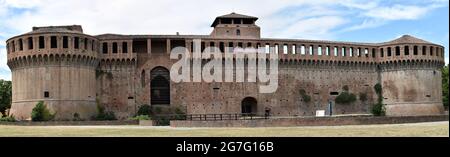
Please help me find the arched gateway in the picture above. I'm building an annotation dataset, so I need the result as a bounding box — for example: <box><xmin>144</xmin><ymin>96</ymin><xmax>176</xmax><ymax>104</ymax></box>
<box><xmin>241</xmin><ymin>97</ymin><xmax>257</xmax><ymax>115</ymax></box>
<box><xmin>150</xmin><ymin>66</ymin><xmax>170</xmax><ymax>105</ymax></box>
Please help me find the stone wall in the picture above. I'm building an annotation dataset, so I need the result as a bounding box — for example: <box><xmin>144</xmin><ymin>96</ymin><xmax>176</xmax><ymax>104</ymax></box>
<box><xmin>170</xmin><ymin>115</ymin><xmax>449</xmax><ymax>127</ymax></box>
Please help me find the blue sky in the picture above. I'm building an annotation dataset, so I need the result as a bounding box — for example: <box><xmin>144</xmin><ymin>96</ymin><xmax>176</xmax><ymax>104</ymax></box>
<box><xmin>0</xmin><ymin>0</ymin><xmax>448</xmax><ymax>80</ymax></box>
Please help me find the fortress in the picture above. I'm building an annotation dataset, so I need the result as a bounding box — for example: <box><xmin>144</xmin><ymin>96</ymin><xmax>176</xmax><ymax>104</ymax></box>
<box><xmin>5</xmin><ymin>13</ymin><xmax>446</xmax><ymax>120</ymax></box>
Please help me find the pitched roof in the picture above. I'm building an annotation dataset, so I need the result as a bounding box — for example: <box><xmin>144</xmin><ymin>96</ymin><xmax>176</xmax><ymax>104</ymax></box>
<box><xmin>382</xmin><ymin>35</ymin><xmax>433</xmax><ymax>45</ymax></box>
<box><xmin>211</xmin><ymin>12</ymin><xmax>258</xmax><ymax>27</ymax></box>
<box><xmin>216</xmin><ymin>12</ymin><xmax>258</xmax><ymax>19</ymax></box>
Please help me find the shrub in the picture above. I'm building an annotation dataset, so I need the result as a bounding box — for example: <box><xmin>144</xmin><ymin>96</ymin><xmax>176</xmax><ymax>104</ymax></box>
<box><xmin>0</xmin><ymin>114</ymin><xmax>16</xmax><ymax>122</ymax></box>
<box><xmin>129</xmin><ymin>115</ymin><xmax>151</xmax><ymax>121</ymax></box>
<box><xmin>31</xmin><ymin>101</ymin><xmax>55</xmax><ymax>121</ymax></box>
<box><xmin>299</xmin><ymin>89</ymin><xmax>311</xmax><ymax>103</ymax></box>
<box><xmin>137</xmin><ymin>104</ymin><xmax>151</xmax><ymax>116</ymax></box>
<box><xmin>173</xmin><ymin>107</ymin><xmax>186</xmax><ymax>120</ymax></box>
<box><xmin>153</xmin><ymin>106</ymin><xmax>162</xmax><ymax>114</ymax></box>
<box><xmin>72</xmin><ymin>113</ymin><xmax>84</xmax><ymax>121</ymax></box>
<box><xmin>94</xmin><ymin>104</ymin><xmax>116</xmax><ymax>121</ymax></box>
<box><xmin>371</xmin><ymin>102</ymin><xmax>386</xmax><ymax>116</ymax></box>
<box><xmin>335</xmin><ymin>92</ymin><xmax>357</xmax><ymax>104</ymax></box>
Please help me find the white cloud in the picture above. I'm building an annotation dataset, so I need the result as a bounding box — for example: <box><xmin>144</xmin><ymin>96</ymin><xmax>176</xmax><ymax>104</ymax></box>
<box><xmin>276</xmin><ymin>16</ymin><xmax>347</xmax><ymax>40</ymax></box>
<box><xmin>0</xmin><ymin>47</ymin><xmax>11</xmax><ymax>80</ymax></box>
<box><xmin>364</xmin><ymin>5</ymin><xmax>433</xmax><ymax>20</ymax></box>
<box><xmin>2</xmin><ymin>0</ymin><xmax>41</xmax><ymax>8</ymax></box>
<box><xmin>341</xmin><ymin>19</ymin><xmax>386</xmax><ymax>32</ymax></box>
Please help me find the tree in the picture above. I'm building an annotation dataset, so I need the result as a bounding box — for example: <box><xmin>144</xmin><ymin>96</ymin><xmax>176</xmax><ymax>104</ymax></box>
<box><xmin>31</xmin><ymin>101</ymin><xmax>55</xmax><ymax>121</ymax></box>
<box><xmin>371</xmin><ymin>83</ymin><xmax>385</xmax><ymax>116</ymax></box>
<box><xmin>0</xmin><ymin>80</ymin><xmax>12</xmax><ymax>115</ymax></box>
<box><xmin>443</xmin><ymin>65</ymin><xmax>449</xmax><ymax>109</ymax></box>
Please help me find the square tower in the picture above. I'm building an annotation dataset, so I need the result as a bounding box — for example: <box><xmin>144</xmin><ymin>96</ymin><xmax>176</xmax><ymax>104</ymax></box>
<box><xmin>210</xmin><ymin>12</ymin><xmax>260</xmax><ymax>39</ymax></box>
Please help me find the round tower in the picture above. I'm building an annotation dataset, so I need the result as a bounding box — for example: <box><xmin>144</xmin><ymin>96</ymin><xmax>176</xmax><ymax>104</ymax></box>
<box><xmin>6</xmin><ymin>25</ymin><xmax>99</xmax><ymax>120</ymax></box>
<box><xmin>378</xmin><ymin>35</ymin><xmax>446</xmax><ymax>116</ymax></box>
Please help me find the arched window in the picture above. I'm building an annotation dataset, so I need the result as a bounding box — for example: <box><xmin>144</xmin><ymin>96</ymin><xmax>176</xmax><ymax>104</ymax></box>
<box><xmin>151</xmin><ymin>67</ymin><xmax>170</xmax><ymax>105</ymax></box>
<box><xmin>236</xmin><ymin>29</ymin><xmax>241</xmax><ymax>36</ymax></box>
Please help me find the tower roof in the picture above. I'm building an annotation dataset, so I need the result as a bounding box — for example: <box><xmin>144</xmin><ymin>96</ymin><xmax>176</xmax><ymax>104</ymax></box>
<box><xmin>211</xmin><ymin>12</ymin><xmax>258</xmax><ymax>27</ymax></box>
<box><xmin>383</xmin><ymin>35</ymin><xmax>433</xmax><ymax>45</ymax></box>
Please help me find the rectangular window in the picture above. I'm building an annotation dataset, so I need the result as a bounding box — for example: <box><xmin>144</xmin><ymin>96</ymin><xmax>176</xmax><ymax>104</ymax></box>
<box><xmin>44</xmin><ymin>91</ymin><xmax>49</xmax><ymax>98</ymax></box>
<box><xmin>265</xmin><ymin>44</ymin><xmax>270</xmax><ymax>54</ymax></box>
<box><xmin>63</xmin><ymin>36</ymin><xmax>68</xmax><ymax>48</ymax></box>
<box><xmin>404</xmin><ymin>46</ymin><xmax>409</xmax><ymax>55</ymax></box>
<box><xmin>229</xmin><ymin>42</ymin><xmax>234</xmax><ymax>52</ymax></box>
<box><xmin>395</xmin><ymin>46</ymin><xmax>400</xmax><ymax>56</ymax></box>
<box><xmin>380</xmin><ymin>48</ymin><xmax>384</xmax><ymax>57</ymax></box>
<box><xmin>18</xmin><ymin>39</ymin><xmax>23</xmax><ymax>51</ymax></box>
<box><xmin>28</xmin><ymin>37</ymin><xmax>33</xmax><ymax>50</ymax></box>
<box><xmin>372</xmin><ymin>48</ymin><xmax>376</xmax><ymax>58</ymax></box>
<box><xmin>274</xmin><ymin>44</ymin><xmax>279</xmax><ymax>54</ymax></box>
<box><xmin>422</xmin><ymin>46</ymin><xmax>426</xmax><ymax>55</ymax></box>
<box><xmin>364</xmin><ymin>48</ymin><xmax>369</xmax><ymax>57</ymax></box>
<box><xmin>309</xmin><ymin>45</ymin><xmax>313</xmax><ymax>55</ymax></box>
<box><xmin>341</xmin><ymin>47</ymin><xmax>346</xmax><ymax>56</ymax></box>
<box><xmin>219</xmin><ymin>42</ymin><xmax>224</xmax><ymax>53</ymax></box>
<box><xmin>318</xmin><ymin>46</ymin><xmax>322</xmax><ymax>55</ymax></box>
<box><xmin>334</xmin><ymin>46</ymin><xmax>338</xmax><ymax>56</ymax></box>
<box><xmin>74</xmin><ymin>37</ymin><xmax>79</xmax><ymax>49</ymax></box>
<box><xmin>292</xmin><ymin>44</ymin><xmax>296</xmax><ymax>54</ymax></box>
<box><xmin>210</xmin><ymin>42</ymin><xmax>215</xmax><ymax>52</ymax></box>
<box><xmin>84</xmin><ymin>38</ymin><xmax>88</xmax><ymax>50</ymax></box>
<box><xmin>201</xmin><ymin>42</ymin><xmax>206</xmax><ymax>52</ymax></box>
<box><xmin>112</xmin><ymin>42</ymin><xmax>118</xmax><ymax>53</ymax></box>
<box><xmin>301</xmin><ymin>45</ymin><xmax>306</xmax><ymax>55</ymax></box>
<box><xmin>122</xmin><ymin>42</ymin><xmax>128</xmax><ymax>53</ymax></box>
<box><xmin>387</xmin><ymin>47</ymin><xmax>392</xmax><ymax>56</ymax></box>
<box><xmin>430</xmin><ymin>47</ymin><xmax>433</xmax><ymax>56</ymax></box>
<box><xmin>326</xmin><ymin>46</ymin><xmax>330</xmax><ymax>56</ymax></box>
<box><xmin>92</xmin><ymin>40</ymin><xmax>95</xmax><ymax>51</ymax></box>
<box><xmin>102</xmin><ymin>43</ymin><xmax>108</xmax><ymax>54</ymax></box>
<box><xmin>283</xmin><ymin>44</ymin><xmax>288</xmax><ymax>54</ymax></box>
<box><xmin>11</xmin><ymin>41</ymin><xmax>15</xmax><ymax>52</ymax></box>
<box><xmin>413</xmin><ymin>46</ymin><xmax>418</xmax><ymax>55</ymax></box>
<box><xmin>237</xmin><ymin>42</ymin><xmax>243</xmax><ymax>48</ymax></box>
<box><xmin>51</xmin><ymin>36</ymin><xmax>57</xmax><ymax>48</ymax></box>
<box><xmin>39</xmin><ymin>36</ymin><xmax>45</xmax><ymax>49</ymax></box>
<box><xmin>349</xmin><ymin>47</ymin><xmax>353</xmax><ymax>57</ymax></box>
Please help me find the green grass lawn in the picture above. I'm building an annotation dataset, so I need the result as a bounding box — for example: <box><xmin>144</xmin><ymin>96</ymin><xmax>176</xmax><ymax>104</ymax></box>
<box><xmin>0</xmin><ymin>121</ymin><xmax>448</xmax><ymax>137</ymax></box>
